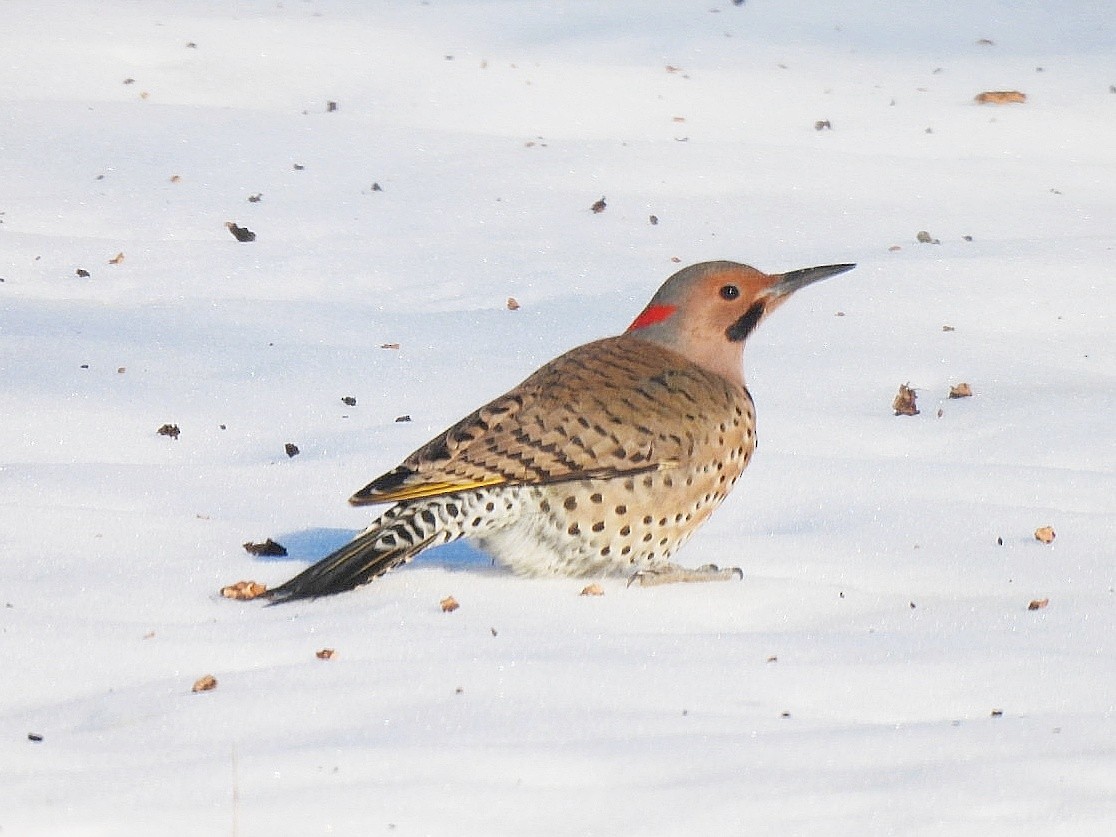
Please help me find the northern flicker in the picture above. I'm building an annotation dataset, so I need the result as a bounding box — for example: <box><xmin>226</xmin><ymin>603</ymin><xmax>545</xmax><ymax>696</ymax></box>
<box><xmin>264</xmin><ymin>260</ymin><xmax>854</xmax><ymax>601</ymax></box>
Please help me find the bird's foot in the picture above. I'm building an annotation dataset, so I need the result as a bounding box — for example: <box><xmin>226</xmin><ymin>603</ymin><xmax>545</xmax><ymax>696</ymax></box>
<box><xmin>627</xmin><ymin>563</ymin><xmax>743</xmax><ymax>588</ymax></box>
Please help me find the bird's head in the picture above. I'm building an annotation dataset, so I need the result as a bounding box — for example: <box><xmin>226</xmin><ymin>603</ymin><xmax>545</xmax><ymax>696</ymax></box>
<box><xmin>625</xmin><ymin>260</ymin><xmax>855</xmax><ymax>384</ymax></box>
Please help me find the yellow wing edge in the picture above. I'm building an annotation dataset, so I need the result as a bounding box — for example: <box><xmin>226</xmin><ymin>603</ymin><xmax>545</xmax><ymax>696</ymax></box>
<box><xmin>350</xmin><ymin>475</ymin><xmax>509</xmax><ymax>506</ymax></box>
<box><xmin>350</xmin><ymin>460</ymin><xmax>678</xmax><ymax>506</ymax></box>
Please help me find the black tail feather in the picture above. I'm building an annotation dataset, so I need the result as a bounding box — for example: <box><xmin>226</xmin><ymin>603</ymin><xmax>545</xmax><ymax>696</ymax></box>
<box><xmin>264</xmin><ymin>528</ymin><xmax>435</xmax><ymax>603</ymax></box>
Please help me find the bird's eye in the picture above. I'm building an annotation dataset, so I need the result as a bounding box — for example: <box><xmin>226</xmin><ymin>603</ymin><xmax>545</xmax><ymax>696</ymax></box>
<box><xmin>720</xmin><ymin>284</ymin><xmax>740</xmax><ymax>301</ymax></box>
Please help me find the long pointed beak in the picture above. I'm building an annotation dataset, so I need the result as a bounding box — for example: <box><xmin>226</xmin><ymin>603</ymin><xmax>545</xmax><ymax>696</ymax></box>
<box><xmin>770</xmin><ymin>263</ymin><xmax>856</xmax><ymax>297</ymax></box>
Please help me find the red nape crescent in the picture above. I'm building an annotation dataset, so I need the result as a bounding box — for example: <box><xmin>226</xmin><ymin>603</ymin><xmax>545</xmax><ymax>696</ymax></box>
<box><xmin>627</xmin><ymin>304</ymin><xmax>677</xmax><ymax>331</ymax></box>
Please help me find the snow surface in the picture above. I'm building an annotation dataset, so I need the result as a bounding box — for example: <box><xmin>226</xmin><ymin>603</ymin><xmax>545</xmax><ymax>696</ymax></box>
<box><xmin>2</xmin><ymin>1</ymin><xmax>1114</xmax><ymax>834</ymax></box>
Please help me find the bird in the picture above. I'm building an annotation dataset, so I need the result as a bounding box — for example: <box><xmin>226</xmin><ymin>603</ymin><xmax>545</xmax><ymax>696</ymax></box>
<box><xmin>264</xmin><ymin>259</ymin><xmax>854</xmax><ymax>602</ymax></box>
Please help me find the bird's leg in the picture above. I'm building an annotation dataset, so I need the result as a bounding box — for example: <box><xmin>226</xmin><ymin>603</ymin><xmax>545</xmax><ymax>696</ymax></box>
<box><xmin>627</xmin><ymin>563</ymin><xmax>743</xmax><ymax>588</ymax></box>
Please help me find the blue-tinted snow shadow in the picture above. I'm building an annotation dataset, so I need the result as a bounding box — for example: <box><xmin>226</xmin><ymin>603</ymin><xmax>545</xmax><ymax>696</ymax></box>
<box><xmin>258</xmin><ymin>528</ymin><xmax>495</xmax><ymax>573</ymax></box>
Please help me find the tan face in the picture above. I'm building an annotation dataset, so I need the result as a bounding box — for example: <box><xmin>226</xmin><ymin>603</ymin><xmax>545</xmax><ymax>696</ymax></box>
<box><xmin>671</xmin><ymin>266</ymin><xmax>779</xmax><ymax>383</ymax></box>
<box><xmin>687</xmin><ymin>265</ymin><xmax>782</xmax><ymax>343</ymax></box>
